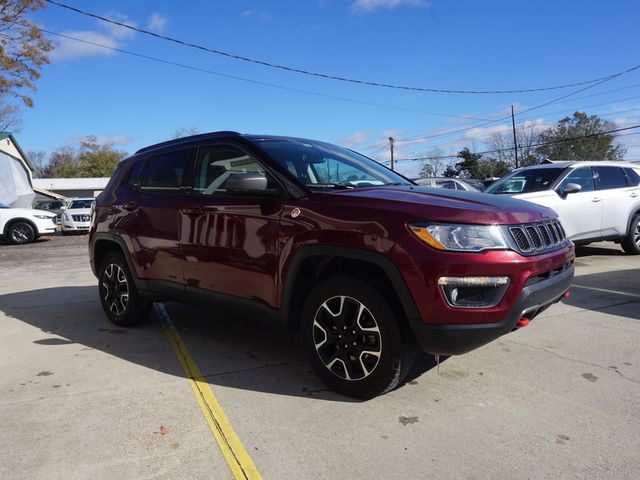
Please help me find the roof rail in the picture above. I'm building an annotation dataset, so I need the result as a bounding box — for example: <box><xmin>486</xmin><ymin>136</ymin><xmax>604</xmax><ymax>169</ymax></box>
<box><xmin>135</xmin><ymin>131</ymin><xmax>242</xmax><ymax>154</ymax></box>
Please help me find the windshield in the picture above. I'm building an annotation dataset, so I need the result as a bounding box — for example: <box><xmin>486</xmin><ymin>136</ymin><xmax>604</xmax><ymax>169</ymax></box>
<box><xmin>255</xmin><ymin>139</ymin><xmax>412</xmax><ymax>188</ymax></box>
<box><xmin>0</xmin><ymin>202</ymin><xmax>10</xmax><ymax>209</ymax></box>
<box><xmin>68</xmin><ymin>200</ymin><xmax>93</xmax><ymax>209</ymax></box>
<box><xmin>484</xmin><ymin>167</ymin><xmax>565</xmax><ymax>194</ymax></box>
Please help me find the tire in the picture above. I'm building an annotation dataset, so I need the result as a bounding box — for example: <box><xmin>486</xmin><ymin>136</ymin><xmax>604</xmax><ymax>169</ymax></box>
<box><xmin>8</xmin><ymin>221</ymin><xmax>36</xmax><ymax>245</ymax></box>
<box><xmin>98</xmin><ymin>252</ymin><xmax>151</xmax><ymax>326</ymax></box>
<box><xmin>621</xmin><ymin>215</ymin><xmax>640</xmax><ymax>255</ymax></box>
<box><xmin>300</xmin><ymin>276</ymin><xmax>417</xmax><ymax>399</ymax></box>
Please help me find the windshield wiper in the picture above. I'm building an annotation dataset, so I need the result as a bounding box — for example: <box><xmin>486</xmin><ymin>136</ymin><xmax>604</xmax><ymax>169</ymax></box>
<box><xmin>305</xmin><ymin>183</ymin><xmax>355</xmax><ymax>189</ymax></box>
<box><xmin>383</xmin><ymin>182</ymin><xmax>412</xmax><ymax>186</ymax></box>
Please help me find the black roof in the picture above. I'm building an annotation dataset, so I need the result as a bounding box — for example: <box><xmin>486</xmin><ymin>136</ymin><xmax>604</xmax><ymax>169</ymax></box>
<box><xmin>135</xmin><ymin>131</ymin><xmax>242</xmax><ymax>154</ymax></box>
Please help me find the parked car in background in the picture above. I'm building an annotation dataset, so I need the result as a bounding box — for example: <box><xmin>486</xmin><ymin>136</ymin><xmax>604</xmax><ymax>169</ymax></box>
<box><xmin>0</xmin><ymin>202</ymin><xmax>57</xmax><ymax>244</ymax></box>
<box><xmin>89</xmin><ymin>131</ymin><xmax>574</xmax><ymax>398</ymax></box>
<box><xmin>415</xmin><ymin>176</ymin><xmax>482</xmax><ymax>191</ymax></box>
<box><xmin>485</xmin><ymin>161</ymin><xmax>640</xmax><ymax>254</ymax></box>
<box><xmin>61</xmin><ymin>198</ymin><xmax>94</xmax><ymax>235</ymax></box>
<box><xmin>34</xmin><ymin>199</ymin><xmax>67</xmax><ymax>223</ymax></box>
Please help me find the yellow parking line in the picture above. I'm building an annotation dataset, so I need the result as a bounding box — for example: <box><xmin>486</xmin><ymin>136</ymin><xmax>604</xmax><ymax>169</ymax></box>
<box><xmin>155</xmin><ymin>304</ymin><xmax>262</xmax><ymax>480</ymax></box>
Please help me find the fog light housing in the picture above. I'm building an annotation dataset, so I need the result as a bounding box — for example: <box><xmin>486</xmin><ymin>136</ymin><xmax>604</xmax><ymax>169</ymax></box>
<box><xmin>438</xmin><ymin>276</ymin><xmax>510</xmax><ymax>309</ymax></box>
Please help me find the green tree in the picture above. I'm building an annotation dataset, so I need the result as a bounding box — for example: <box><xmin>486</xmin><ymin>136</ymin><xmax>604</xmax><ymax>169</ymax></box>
<box><xmin>0</xmin><ymin>0</ymin><xmax>53</xmax><ymax>109</ymax></box>
<box><xmin>476</xmin><ymin>158</ymin><xmax>511</xmax><ymax>179</ymax></box>
<box><xmin>442</xmin><ymin>165</ymin><xmax>458</xmax><ymax>178</ymax></box>
<box><xmin>419</xmin><ymin>162</ymin><xmax>434</xmax><ymax>178</ymax></box>
<box><xmin>535</xmin><ymin>112</ymin><xmax>626</xmax><ymax>162</ymax></box>
<box><xmin>76</xmin><ymin>136</ymin><xmax>127</xmax><ymax>177</ymax></box>
<box><xmin>455</xmin><ymin>148</ymin><xmax>482</xmax><ymax>178</ymax></box>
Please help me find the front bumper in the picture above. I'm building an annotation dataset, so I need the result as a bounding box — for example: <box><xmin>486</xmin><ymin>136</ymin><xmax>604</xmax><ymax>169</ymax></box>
<box><xmin>409</xmin><ymin>262</ymin><xmax>574</xmax><ymax>355</ymax></box>
<box><xmin>62</xmin><ymin>221</ymin><xmax>91</xmax><ymax>232</ymax></box>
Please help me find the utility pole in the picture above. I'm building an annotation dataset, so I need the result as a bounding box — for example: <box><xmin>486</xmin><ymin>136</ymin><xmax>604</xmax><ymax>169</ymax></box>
<box><xmin>511</xmin><ymin>105</ymin><xmax>519</xmax><ymax>169</ymax></box>
<box><xmin>389</xmin><ymin>136</ymin><xmax>395</xmax><ymax>171</ymax></box>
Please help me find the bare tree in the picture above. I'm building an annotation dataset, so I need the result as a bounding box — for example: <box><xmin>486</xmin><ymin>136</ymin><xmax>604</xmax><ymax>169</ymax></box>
<box><xmin>0</xmin><ymin>97</ymin><xmax>21</xmax><ymax>131</ymax></box>
<box><xmin>25</xmin><ymin>149</ymin><xmax>46</xmax><ymax>177</ymax></box>
<box><xmin>418</xmin><ymin>147</ymin><xmax>444</xmax><ymax>177</ymax></box>
<box><xmin>487</xmin><ymin>122</ymin><xmax>543</xmax><ymax>168</ymax></box>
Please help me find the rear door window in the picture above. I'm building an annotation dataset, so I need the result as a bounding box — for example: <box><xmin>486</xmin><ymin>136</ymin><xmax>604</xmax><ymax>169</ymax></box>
<box><xmin>594</xmin><ymin>166</ymin><xmax>627</xmax><ymax>190</ymax></box>
<box><xmin>139</xmin><ymin>149</ymin><xmax>195</xmax><ymax>192</ymax></box>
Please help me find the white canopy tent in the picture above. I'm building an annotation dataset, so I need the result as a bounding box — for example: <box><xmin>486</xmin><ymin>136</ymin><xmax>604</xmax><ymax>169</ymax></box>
<box><xmin>0</xmin><ymin>133</ymin><xmax>35</xmax><ymax>208</ymax></box>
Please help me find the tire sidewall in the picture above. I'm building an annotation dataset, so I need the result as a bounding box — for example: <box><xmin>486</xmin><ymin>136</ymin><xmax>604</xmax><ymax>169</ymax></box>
<box><xmin>300</xmin><ymin>276</ymin><xmax>409</xmax><ymax>398</ymax></box>
<box><xmin>623</xmin><ymin>214</ymin><xmax>640</xmax><ymax>255</ymax></box>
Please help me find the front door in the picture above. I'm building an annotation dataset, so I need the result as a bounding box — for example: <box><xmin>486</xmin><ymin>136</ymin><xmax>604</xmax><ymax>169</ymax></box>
<box><xmin>179</xmin><ymin>144</ymin><xmax>284</xmax><ymax>309</ymax></box>
<box><xmin>554</xmin><ymin>166</ymin><xmax>602</xmax><ymax>241</ymax></box>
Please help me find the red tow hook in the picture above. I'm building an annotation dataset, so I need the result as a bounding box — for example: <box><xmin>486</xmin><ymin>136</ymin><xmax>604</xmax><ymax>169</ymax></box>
<box><xmin>516</xmin><ymin>317</ymin><xmax>530</xmax><ymax>328</ymax></box>
<box><xmin>562</xmin><ymin>290</ymin><xmax>571</xmax><ymax>299</ymax></box>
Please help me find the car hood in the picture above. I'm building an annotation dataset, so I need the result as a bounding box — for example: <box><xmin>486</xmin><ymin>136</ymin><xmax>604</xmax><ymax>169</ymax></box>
<box><xmin>5</xmin><ymin>208</ymin><xmax>56</xmax><ymax>218</ymax></box>
<box><xmin>329</xmin><ymin>186</ymin><xmax>557</xmax><ymax>225</ymax></box>
<box><xmin>66</xmin><ymin>208</ymin><xmax>92</xmax><ymax>215</ymax></box>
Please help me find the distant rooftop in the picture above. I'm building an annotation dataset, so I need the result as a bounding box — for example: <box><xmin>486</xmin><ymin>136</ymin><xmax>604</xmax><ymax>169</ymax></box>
<box><xmin>32</xmin><ymin>177</ymin><xmax>110</xmax><ymax>191</ymax></box>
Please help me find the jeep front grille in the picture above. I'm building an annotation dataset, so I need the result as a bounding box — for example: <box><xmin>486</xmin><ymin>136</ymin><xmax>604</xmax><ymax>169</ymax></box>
<box><xmin>507</xmin><ymin>220</ymin><xmax>568</xmax><ymax>254</ymax></box>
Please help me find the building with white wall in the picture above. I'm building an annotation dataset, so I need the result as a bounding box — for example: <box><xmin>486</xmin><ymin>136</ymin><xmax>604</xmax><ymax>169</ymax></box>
<box><xmin>0</xmin><ymin>132</ymin><xmax>35</xmax><ymax>208</ymax></box>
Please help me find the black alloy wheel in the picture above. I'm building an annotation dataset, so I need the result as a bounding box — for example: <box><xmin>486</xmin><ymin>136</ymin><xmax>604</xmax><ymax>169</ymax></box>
<box><xmin>9</xmin><ymin>222</ymin><xmax>35</xmax><ymax>245</ymax></box>
<box><xmin>301</xmin><ymin>276</ymin><xmax>417</xmax><ymax>399</ymax></box>
<box><xmin>98</xmin><ymin>252</ymin><xmax>151</xmax><ymax>326</ymax></box>
<box><xmin>313</xmin><ymin>295</ymin><xmax>382</xmax><ymax>381</ymax></box>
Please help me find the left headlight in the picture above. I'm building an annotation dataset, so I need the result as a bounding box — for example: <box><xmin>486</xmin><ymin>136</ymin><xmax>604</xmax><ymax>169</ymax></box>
<box><xmin>34</xmin><ymin>214</ymin><xmax>53</xmax><ymax>220</ymax></box>
<box><xmin>408</xmin><ymin>222</ymin><xmax>508</xmax><ymax>252</ymax></box>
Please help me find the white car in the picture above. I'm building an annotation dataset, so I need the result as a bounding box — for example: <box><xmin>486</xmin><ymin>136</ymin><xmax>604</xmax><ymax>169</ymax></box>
<box><xmin>485</xmin><ymin>161</ymin><xmax>640</xmax><ymax>254</ymax></box>
<box><xmin>61</xmin><ymin>198</ymin><xmax>94</xmax><ymax>235</ymax></box>
<box><xmin>0</xmin><ymin>202</ymin><xmax>57</xmax><ymax>244</ymax></box>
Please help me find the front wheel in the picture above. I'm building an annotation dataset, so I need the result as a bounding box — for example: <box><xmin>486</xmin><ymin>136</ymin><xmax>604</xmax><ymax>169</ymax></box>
<box><xmin>98</xmin><ymin>252</ymin><xmax>151</xmax><ymax>326</ymax></box>
<box><xmin>621</xmin><ymin>215</ymin><xmax>640</xmax><ymax>255</ymax></box>
<box><xmin>8</xmin><ymin>221</ymin><xmax>36</xmax><ymax>244</ymax></box>
<box><xmin>300</xmin><ymin>276</ymin><xmax>417</xmax><ymax>399</ymax></box>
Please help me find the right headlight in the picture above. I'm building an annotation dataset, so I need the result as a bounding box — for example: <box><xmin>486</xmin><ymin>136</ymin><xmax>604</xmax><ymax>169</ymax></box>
<box><xmin>408</xmin><ymin>222</ymin><xmax>508</xmax><ymax>252</ymax></box>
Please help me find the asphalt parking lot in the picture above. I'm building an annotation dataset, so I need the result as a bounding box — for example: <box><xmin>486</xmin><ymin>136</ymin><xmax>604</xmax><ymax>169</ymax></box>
<box><xmin>1</xmin><ymin>234</ymin><xmax>639</xmax><ymax>479</ymax></box>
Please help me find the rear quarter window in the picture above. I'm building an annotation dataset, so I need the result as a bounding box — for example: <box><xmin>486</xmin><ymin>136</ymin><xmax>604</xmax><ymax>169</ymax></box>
<box><xmin>624</xmin><ymin>167</ymin><xmax>640</xmax><ymax>186</ymax></box>
<box><xmin>126</xmin><ymin>160</ymin><xmax>145</xmax><ymax>188</ymax></box>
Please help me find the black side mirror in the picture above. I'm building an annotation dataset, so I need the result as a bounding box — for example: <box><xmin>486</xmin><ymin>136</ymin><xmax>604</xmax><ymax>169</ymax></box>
<box><xmin>560</xmin><ymin>182</ymin><xmax>582</xmax><ymax>197</ymax></box>
<box><xmin>225</xmin><ymin>173</ymin><xmax>279</xmax><ymax>196</ymax></box>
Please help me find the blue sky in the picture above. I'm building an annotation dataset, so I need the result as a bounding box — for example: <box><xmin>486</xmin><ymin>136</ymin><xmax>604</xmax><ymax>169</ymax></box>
<box><xmin>18</xmin><ymin>0</ymin><xmax>640</xmax><ymax>176</ymax></box>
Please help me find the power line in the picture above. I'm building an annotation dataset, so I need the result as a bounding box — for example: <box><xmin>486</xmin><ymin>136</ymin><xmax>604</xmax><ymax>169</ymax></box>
<box><xmin>36</xmin><ymin>27</ymin><xmax>491</xmax><ymax>121</ymax></box>
<box><xmin>45</xmin><ymin>0</ymin><xmax>640</xmax><ymax>95</ymax></box>
<box><xmin>380</xmin><ymin>124</ymin><xmax>640</xmax><ymax>163</ymax></box>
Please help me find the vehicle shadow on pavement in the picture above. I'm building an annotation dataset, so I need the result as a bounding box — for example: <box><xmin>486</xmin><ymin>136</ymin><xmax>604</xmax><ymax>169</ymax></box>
<box><xmin>564</xmin><ymin>268</ymin><xmax>640</xmax><ymax>321</ymax></box>
<box><xmin>0</xmin><ymin>286</ymin><xmax>440</xmax><ymax>401</ymax></box>
<box><xmin>574</xmin><ymin>244</ymin><xmax>626</xmax><ymax>257</ymax></box>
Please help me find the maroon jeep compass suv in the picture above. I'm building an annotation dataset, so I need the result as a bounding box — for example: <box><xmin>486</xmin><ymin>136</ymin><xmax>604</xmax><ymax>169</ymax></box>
<box><xmin>89</xmin><ymin>131</ymin><xmax>574</xmax><ymax>398</ymax></box>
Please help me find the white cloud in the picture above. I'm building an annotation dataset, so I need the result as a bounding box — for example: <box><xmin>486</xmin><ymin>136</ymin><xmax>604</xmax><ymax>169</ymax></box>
<box><xmin>147</xmin><ymin>12</ymin><xmax>168</xmax><ymax>32</ymax></box>
<box><xmin>338</xmin><ymin>131</ymin><xmax>371</xmax><ymax>147</ymax></box>
<box><xmin>69</xmin><ymin>135</ymin><xmax>137</xmax><ymax>147</ymax></box>
<box><xmin>50</xmin><ymin>30</ymin><xmax>120</xmax><ymax>60</ymax></box>
<box><xmin>49</xmin><ymin>11</ymin><xmax>135</xmax><ymax>61</ymax></box>
<box><xmin>242</xmin><ymin>9</ymin><xmax>272</xmax><ymax>22</ymax></box>
<box><xmin>350</xmin><ymin>0</ymin><xmax>428</xmax><ymax>14</ymax></box>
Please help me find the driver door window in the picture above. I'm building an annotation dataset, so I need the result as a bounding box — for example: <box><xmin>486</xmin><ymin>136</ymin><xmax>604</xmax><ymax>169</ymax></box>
<box><xmin>194</xmin><ymin>145</ymin><xmax>266</xmax><ymax>196</ymax></box>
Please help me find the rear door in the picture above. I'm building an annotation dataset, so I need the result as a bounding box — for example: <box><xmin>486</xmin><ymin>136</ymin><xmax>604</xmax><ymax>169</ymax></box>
<box><xmin>123</xmin><ymin>148</ymin><xmax>196</xmax><ymax>291</ymax></box>
<box><xmin>179</xmin><ymin>143</ymin><xmax>284</xmax><ymax>309</ymax></box>
<box><xmin>593</xmin><ymin>166</ymin><xmax>635</xmax><ymax>237</ymax></box>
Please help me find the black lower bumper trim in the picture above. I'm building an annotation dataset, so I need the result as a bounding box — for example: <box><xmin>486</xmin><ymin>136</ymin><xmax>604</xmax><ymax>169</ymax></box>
<box><xmin>410</xmin><ymin>264</ymin><xmax>574</xmax><ymax>356</ymax></box>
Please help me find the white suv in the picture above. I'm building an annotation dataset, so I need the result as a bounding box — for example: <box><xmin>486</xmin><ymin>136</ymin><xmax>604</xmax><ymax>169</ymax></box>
<box><xmin>0</xmin><ymin>202</ymin><xmax>57</xmax><ymax>244</ymax></box>
<box><xmin>61</xmin><ymin>198</ymin><xmax>94</xmax><ymax>235</ymax></box>
<box><xmin>485</xmin><ymin>161</ymin><xmax>640</xmax><ymax>254</ymax></box>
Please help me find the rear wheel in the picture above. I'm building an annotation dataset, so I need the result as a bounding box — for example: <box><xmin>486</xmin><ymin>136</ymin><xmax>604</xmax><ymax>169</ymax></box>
<box><xmin>300</xmin><ymin>276</ymin><xmax>417</xmax><ymax>399</ymax></box>
<box><xmin>98</xmin><ymin>252</ymin><xmax>151</xmax><ymax>326</ymax></box>
<box><xmin>621</xmin><ymin>215</ymin><xmax>640</xmax><ymax>255</ymax></box>
<box><xmin>8</xmin><ymin>221</ymin><xmax>36</xmax><ymax>245</ymax></box>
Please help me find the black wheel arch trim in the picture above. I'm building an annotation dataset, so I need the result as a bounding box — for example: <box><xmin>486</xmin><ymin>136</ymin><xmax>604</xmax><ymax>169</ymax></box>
<box><xmin>3</xmin><ymin>218</ymin><xmax>38</xmax><ymax>238</ymax></box>
<box><xmin>280</xmin><ymin>245</ymin><xmax>421</xmax><ymax>329</ymax></box>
